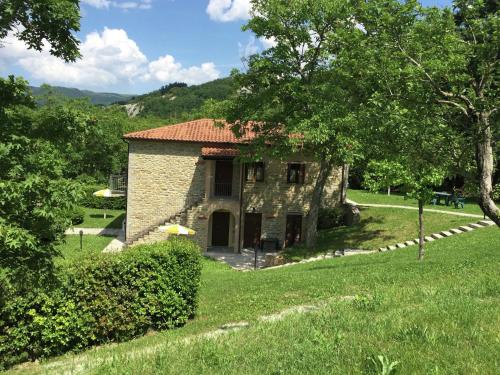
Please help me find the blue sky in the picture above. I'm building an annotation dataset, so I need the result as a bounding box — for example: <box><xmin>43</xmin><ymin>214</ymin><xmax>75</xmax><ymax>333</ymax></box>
<box><xmin>0</xmin><ymin>0</ymin><xmax>452</xmax><ymax>94</ymax></box>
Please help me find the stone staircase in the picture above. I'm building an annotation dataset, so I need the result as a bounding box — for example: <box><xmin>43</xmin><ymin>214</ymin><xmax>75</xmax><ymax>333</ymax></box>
<box><xmin>126</xmin><ymin>198</ymin><xmax>203</xmax><ymax>247</ymax></box>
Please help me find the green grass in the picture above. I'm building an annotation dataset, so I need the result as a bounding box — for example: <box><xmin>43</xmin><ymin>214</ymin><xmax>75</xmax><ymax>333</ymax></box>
<box><xmin>13</xmin><ymin>227</ymin><xmax>499</xmax><ymax>374</ymax></box>
<box><xmin>54</xmin><ymin>235</ymin><xmax>114</xmax><ymax>267</ymax></box>
<box><xmin>347</xmin><ymin>189</ymin><xmax>489</xmax><ymax>216</ymax></box>
<box><xmin>76</xmin><ymin>207</ymin><xmax>126</xmax><ymax>229</ymax></box>
<box><xmin>284</xmin><ymin>206</ymin><xmax>473</xmax><ymax>260</ymax></box>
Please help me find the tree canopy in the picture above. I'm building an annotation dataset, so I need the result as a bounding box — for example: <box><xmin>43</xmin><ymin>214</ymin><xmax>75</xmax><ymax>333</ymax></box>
<box><xmin>0</xmin><ymin>0</ymin><xmax>81</xmax><ymax>62</ymax></box>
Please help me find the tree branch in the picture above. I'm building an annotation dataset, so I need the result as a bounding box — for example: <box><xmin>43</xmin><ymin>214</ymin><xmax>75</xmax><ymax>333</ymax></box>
<box><xmin>436</xmin><ymin>100</ymin><xmax>469</xmax><ymax>117</ymax></box>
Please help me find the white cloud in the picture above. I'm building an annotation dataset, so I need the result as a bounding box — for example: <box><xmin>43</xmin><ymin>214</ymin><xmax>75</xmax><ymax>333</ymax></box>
<box><xmin>144</xmin><ymin>55</ymin><xmax>220</xmax><ymax>85</ymax></box>
<box><xmin>0</xmin><ymin>27</ymin><xmax>220</xmax><ymax>88</ymax></box>
<box><xmin>238</xmin><ymin>36</ymin><xmax>259</xmax><ymax>59</ymax></box>
<box><xmin>81</xmin><ymin>0</ymin><xmax>152</xmax><ymax>10</ymax></box>
<box><xmin>260</xmin><ymin>36</ymin><xmax>277</xmax><ymax>49</ymax></box>
<box><xmin>207</xmin><ymin>0</ymin><xmax>251</xmax><ymax>22</ymax></box>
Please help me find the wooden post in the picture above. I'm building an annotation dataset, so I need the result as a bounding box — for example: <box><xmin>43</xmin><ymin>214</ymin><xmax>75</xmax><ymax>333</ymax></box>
<box><xmin>418</xmin><ymin>199</ymin><xmax>424</xmax><ymax>261</ymax></box>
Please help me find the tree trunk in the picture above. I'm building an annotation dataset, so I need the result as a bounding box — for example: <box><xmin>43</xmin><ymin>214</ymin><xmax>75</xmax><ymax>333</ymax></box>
<box><xmin>387</xmin><ymin>186</ymin><xmax>391</xmax><ymax>196</ymax></box>
<box><xmin>418</xmin><ymin>199</ymin><xmax>425</xmax><ymax>261</ymax></box>
<box><xmin>475</xmin><ymin>113</ymin><xmax>500</xmax><ymax>226</ymax></box>
<box><xmin>305</xmin><ymin>159</ymin><xmax>334</xmax><ymax>248</ymax></box>
<box><xmin>340</xmin><ymin>164</ymin><xmax>349</xmax><ymax>204</ymax></box>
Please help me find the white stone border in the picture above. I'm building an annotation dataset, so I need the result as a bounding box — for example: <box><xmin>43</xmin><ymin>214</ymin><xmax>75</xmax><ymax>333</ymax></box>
<box><xmin>377</xmin><ymin>220</ymin><xmax>494</xmax><ymax>252</ymax></box>
<box><xmin>263</xmin><ymin>219</ymin><xmax>495</xmax><ymax>270</ymax></box>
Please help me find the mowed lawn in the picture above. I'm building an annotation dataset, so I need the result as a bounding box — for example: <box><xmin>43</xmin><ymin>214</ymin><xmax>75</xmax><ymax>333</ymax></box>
<box><xmin>75</xmin><ymin>207</ymin><xmax>126</xmax><ymax>229</ymax></box>
<box><xmin>284</xmin><ymin>206</ymin><xmax>474</xmax><ymax>260</ymax></box>
<box><xmin>347</xmin><ymin>189</ymin><xmax>490</xmax><ymax>216</ymax></box>
<box><xmin>55</xmin><ymin>235</ymin><xmax>114</xmax><ymax>267</ymax></box>
<box><xmin>14</xmin><ymin>227</ymin><xmax>499</xmax><ymax>375</ymax></box>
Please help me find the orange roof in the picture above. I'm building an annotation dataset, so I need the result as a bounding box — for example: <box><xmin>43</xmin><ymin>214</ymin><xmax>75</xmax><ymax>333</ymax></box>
<box><xmin>201</xmin><ymin>145</ymin><xmax>240</xmax><ymax>158</ymax></box>
<box><xmin>123</xmin><ymin>118</ymin><xmax>255</xmax><ymax>144</ymax></box>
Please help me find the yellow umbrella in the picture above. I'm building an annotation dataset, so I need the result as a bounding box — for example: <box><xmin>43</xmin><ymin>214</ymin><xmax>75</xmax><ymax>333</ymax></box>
<box><xmin>159</xmin><ymin>224</ymin><xmax>196</xmax><ymax>236</ymax></box>
<box><xmin>92</xmin><ymin>189</ymin><xmax>123</xmax><ymax>218</ymax></box>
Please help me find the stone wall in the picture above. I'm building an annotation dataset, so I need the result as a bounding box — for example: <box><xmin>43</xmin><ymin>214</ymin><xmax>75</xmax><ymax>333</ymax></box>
<box><xmin>241</xmin><ymin>156</ymin><xmax>342</xmax><ymax>247</ymax></box>
<box><xmin>126</xmin><ymin>140</ymin><xmax>343</xmax><ymax>251</ymax></box>
<box><xmin>126</xmin><ymin>140</ymin><xmax>206</xmax><ymax>240</ymax></box>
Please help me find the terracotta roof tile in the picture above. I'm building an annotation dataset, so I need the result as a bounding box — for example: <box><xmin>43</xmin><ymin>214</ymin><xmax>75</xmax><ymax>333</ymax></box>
<box><xmin>123</xmin><ymin>118</ymin><xmax>255</xmax><ymax>144</ymax></box>
<box><xmin>201</xmin><ymin>145</ymin><xmax>240</xmax><ymax>157</ymax></box>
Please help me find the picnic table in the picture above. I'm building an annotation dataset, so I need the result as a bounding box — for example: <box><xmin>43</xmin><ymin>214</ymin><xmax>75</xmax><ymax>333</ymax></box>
<box><xmin>433</xmin><ymin>192</ymin><xmax>452</xmax><ymax>206</ymax></box>
<box><xmin>431</xmin><ymin>192</ymin><xmax>465</xmax><ymax>208</ymax></box>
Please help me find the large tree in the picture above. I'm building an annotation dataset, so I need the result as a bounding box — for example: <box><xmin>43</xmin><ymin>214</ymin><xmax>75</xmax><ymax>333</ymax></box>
<box><xmin>225</xmin><ymin>0</ymin><xmax>366</xmax><ymax>247</ymax></box>
<box><xmin>0</xmin><ymin>76</ymin><xmax>82</xmax><ymax>290</ymax></box>
<box><xmin>0</xmin><ymin>1</ymin><xmax>82</xmax><ymax>292</ymax></box>
<box><xmin>0</xmin><ymin>0</ymin><xmax>81</xmax><ymax>61</ymax></box>
<box><xmin>359</xmin><ymin>0</ymin><xmax>499</xmax><ymax>225</ymax></box>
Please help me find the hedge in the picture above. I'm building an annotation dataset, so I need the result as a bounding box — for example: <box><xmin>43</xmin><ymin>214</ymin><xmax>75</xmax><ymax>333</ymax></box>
<box><xmin>0</xmin><ymin>237</ymin><xmax>202</xmax><ymax>370</ymax></box>
<box><xmin>80</xmin><ymin>184</ymin><xmax>126</xmax><ymax>210</ymax></box>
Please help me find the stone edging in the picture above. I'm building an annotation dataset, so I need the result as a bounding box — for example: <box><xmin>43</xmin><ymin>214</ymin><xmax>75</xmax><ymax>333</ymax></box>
<box><xmin>377</xmin><ymin>219</ymin><xmax>494</xmax><ymax>252</ymax></box>
<box><xmin>263</xmin><ymin>219</ymin><xmax>495</xmax><ymax>270</ymax></box>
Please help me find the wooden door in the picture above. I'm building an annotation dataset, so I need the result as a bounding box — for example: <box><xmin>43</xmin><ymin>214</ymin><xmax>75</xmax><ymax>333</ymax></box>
<box><xmin>214</xmin><ymin>160</ymin><xmax>233</xmax><ymax>196</ymax></box>
<box><xmin>243</xmin><ymin>213</ymin><xmax>262</xmax><ymax>248</ymax></box>
<box><xmin>285</xmin><ymin>214</ymin><xmax>302</xmax><ymax>247</ymax></box>
<box><xmin>212</xmin><ymin>211</ymin><xmax>230</xmax><ymax>246</ymax></box>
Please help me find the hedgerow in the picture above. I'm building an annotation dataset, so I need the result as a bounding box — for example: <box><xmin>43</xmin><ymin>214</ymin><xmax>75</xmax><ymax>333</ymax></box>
<box><xmin>0</xmin><ymin>237</ymin><xmax>202</xmax><ymax>370</ymax></box>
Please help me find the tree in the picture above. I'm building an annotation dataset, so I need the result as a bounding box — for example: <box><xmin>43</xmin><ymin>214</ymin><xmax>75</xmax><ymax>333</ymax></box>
<box><xmin>0</xmin><ymin>76</ymin><xmax>82</xmax><ymax>290</ymax></box>
<box><xmin>359</xmin><ymin>0</ymin><xmax>499</xmax><ymax>225</ymax></box>
<box><xmin>0</xmin><ymin>1</ymin><xmax>82</xmax><ymax>290</ymax></box>
<box><xmin>225</xmin><ymin>0</ymin><xmax>367</xmax><ymax>247</ymax></box>
<box><xmin>0</xmin><ymin>0</ymin><xmax>81</xmax><ymax>61</ymax></box>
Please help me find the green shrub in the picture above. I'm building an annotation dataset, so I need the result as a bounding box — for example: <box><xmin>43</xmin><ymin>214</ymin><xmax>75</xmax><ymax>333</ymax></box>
<box><xmin>317</xmin><ymin>207</ymin><xmax>344</xmax><ymax>230</ymax></box>
<box><xmin>79</xmin><ymin>184</ymin><xmax>126</xmax><ymax>210</ymax></box>
<box><xmin>0</xmin><ymin>237</ymin><xmax>202</xmax><ymax>370</ymax></box>
<box><xmin>492</xmin><ymin>183</ymin><xmax>500</xmax><ymax>201</ymax></box>
<box><xmin>67</xmin><ymin>206</ymin><xmax>85</xmax><ymax>225</ymax></box>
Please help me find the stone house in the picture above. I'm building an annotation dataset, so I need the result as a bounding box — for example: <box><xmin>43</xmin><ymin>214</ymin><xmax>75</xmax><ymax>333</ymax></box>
<box><xmin>123</xmin><ymin>119</ymin><xmax>345</xmax><ymax>252</ymax></box>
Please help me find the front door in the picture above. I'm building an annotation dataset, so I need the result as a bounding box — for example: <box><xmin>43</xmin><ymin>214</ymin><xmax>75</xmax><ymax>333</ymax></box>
<box><xmin>285</xmin><ymin>214</ymin><xmax>302</xmax><ymax>247</ymax></box>
<box><xmin>214</xmin><ymin>160</ymin><xmax>233</xmax><ymax>197</ymax></box>
<box><xmin>243</xmin><ymin>213</ymin><xmax>262</xmax><ymax>248</ymax></box>
<box><xmin>212</xmin><ymin>211</ymin><xmax>230</xmax><ymax>246</ymax></box>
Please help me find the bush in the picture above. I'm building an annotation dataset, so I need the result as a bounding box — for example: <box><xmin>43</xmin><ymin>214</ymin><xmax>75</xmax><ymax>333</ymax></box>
<box><xmin>67</xmin><ymin>206</ymin><xmax>85</xmax><ymax>225</ymax></box>
<box><xmin>79</xmin><ymin>184</ymin><xmax>126</xmax><ymax>210</ymax></box>
<box><xmin>317</xmin><ymin>207</ymin><xmax>344</xmax><ymax>230</ymax></box>
<box><xmin>492</xmin><ymin>183</ymin><xmax>500</xmax><ymax>201</ymax></box>
<box><xmin>0</xmin><ymin>237</ymin><xmax>202</xmax><ymax>370</ymax></box>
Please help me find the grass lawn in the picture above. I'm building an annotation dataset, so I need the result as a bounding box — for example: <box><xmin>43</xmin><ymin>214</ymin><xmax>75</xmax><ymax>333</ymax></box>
<box><xmin>13</xmin><ymin>227</ymin><xmax>499</xmax><ymax>375</ymax></box>
<box><xmin>347</xmin><ymin>188</ymin><xmax>490</xmax><ymax>216</ymax></box>
<box><xmin>75</xmin><ymin>207</ymin><xmax>126</xmax><ymax>229</ymax></box>
<box><xmin>55</xmin><ymin>235</ymin><xmax>114</xmax><ymax>267</ymax></box>
<box><xmin>284</xmin><ymin>206</ymin><xmax>474</xmax><ymax>260</ymax></box>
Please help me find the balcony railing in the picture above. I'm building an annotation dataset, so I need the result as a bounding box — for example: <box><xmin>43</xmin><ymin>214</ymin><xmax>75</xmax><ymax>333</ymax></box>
<box><xmin>213</xmin><ymin>182</ymin><xmax>232</xmax><ymax>197</ymax></box>
<box><xmin>109</xmin><ymin>174</ymin><xmax>127</xmax><ymax>192</ymax></box>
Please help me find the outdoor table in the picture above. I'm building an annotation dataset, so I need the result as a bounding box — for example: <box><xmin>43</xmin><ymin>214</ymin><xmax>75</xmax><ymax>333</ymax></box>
<box><xmin>433</xmin><ymin>192</ymin><xmax>452</xmax><ymax>206</ymax></box>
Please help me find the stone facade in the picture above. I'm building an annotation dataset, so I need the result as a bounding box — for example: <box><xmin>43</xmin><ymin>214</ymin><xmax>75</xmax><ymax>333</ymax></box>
<box><xmin>126</xmin><ymin>139</ymin><xmax>343</xmax><ymax>252</ymax></box>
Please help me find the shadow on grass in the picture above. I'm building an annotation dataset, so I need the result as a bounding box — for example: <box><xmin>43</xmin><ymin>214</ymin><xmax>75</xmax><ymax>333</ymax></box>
<box><xmin>283</xmin><ymin>209</ymin><xmax>396</xmax><ymax>261</ymax></box>
<box><xmin>90</xmin><ymin>214</ymin><xmax>116</xmax><ymax>218</ymax></box>
<box><xmin>105</xmin><ymin>213</ymin><xmax>126</xmax><ymax>229</ymax></box>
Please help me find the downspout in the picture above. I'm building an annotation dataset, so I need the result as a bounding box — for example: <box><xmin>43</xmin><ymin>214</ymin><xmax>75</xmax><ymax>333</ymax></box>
<box><xmin>238</xmin><ymin>162</ymin><xmax>244</xmax><ymax>253</ymax></box>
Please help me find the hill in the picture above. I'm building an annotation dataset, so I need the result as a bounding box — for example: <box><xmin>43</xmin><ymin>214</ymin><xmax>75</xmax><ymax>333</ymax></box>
<box><xmin>123</xmin><ymin>77</ymin><xmax>235</xmax><ymax>118</ymax></box>
<box><xmin>30</xmin><ymin>85</ymin><xmax>135</xmax><ymax>106</ymax></box>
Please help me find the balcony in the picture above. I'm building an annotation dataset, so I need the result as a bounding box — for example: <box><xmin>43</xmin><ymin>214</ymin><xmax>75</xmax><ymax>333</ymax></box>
<box><xmin>109</xmin><ymin>174</ymin><xmax>127</xmax><ymax>193</ymax></box>
<box><xmin>213</xmin><ymin>182</ymin><xmax>232</xmax><ymax>197</ymax></box>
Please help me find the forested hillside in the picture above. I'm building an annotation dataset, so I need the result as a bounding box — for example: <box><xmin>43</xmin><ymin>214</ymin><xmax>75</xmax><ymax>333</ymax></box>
<box><xmin>30</xmin><ymin>85</ymin><xmax>135</xmax><ymax>106</ymax></box>
<box><xmin>123</xmin><ymin>77</ymin><xmax>234</xmax><ymax>118</ymax></box>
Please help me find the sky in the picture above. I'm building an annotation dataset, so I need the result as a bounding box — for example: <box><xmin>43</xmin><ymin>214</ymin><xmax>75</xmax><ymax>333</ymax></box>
<box><xmin>0</xmin><ymin>0</ymin><xmax>453</xmax><ymax>94</ymax></box>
